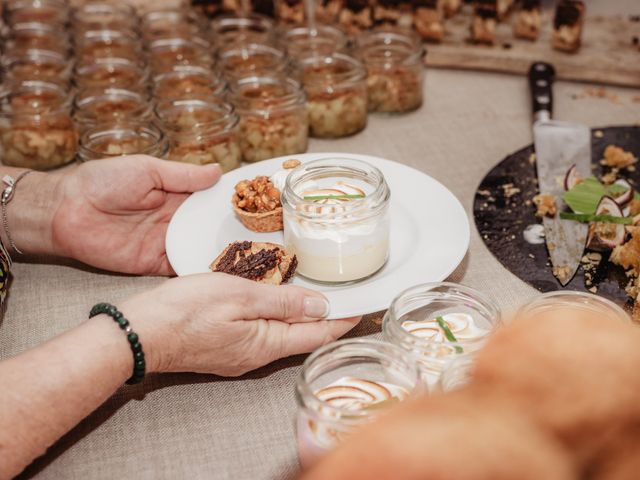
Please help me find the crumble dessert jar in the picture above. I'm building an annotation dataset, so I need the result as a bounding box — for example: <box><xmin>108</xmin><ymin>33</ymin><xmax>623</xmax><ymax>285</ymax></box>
<box><xmin>210</xmin><ymin>13</ymin><xmax>276</xmax><ymax>48</ymax></box>
<box><xmin>229</xmin><ymin>76</ymin><xmax>308</xmax><ymax>162</ymax></box>
<box><xmin>153</xmin><ymin>66</ymin><xmax>227</xmax><ymax>100</ymax></box>
<box><xmin>155</xmin><ymin>98</ymin><xmax>241</xmax><ymax>172</ymax></box>
<box><xmin>356</xmin><ymin>30</ymin><xmax>425</xmax><ymax>114</ymax></box>
<box><xmin>282</xmin><ymin>25</ymin><xmax>349</xmax><ymax>60</ymax></box>
<box><xmin>0</xmin><ymin>91</ymin><xmax>77</xmax><ymax>170</ymax></box>
<box><xmin>73</xmin><ymin>88</ymin><xmax>152</xmax><ymax>132</ymax></box>
<box><xmin>296</xmin><ymin>339</ymin><xmax>421</xmax><ymax>468</ymax></box>
<box><xmin>517</xmin><ymin>291</ymin><xmax>630</xmax><ymax>324</ymax></box>
<box><xmin>78</xmin><ymin>121</ymin><xmax>168</xmax><ymax>161</ymax></box>
<box><xmin>296</xmin><ymin>53</ymin><xmax>368</xmax><ymax>138</ymax></box>
<box><xmin>281</xmin><ymin>157</ymin><xmax>390</xmax><ymax>283</ymax></box>
<box><xmin>382</xmin><ymin>282</ymin><xmax>502</xmax><ymax>388</ymax></box>
<box><xmin>148</xmin><ymin>38</ymin><xmax>213</xmax><ymax>75</ymax></box>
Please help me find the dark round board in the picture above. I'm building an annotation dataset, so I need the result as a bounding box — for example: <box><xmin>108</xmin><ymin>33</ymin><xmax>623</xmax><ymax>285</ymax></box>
<box><xmin>474</xmin><ymin>125</ymin><xmax>640</xmax><ymax>309</ymax></box>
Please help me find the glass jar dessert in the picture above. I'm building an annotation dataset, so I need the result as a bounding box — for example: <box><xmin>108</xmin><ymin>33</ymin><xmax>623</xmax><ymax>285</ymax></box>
<box><xmin>155</xmin><ymin>98</ymin><xmax>241</xmax><ymax>172</ymax></box>
<box><xmin>218</xmin><ymin>43</ymin><xmax>288</xmax><ymax>82</ymax></box>
<box><xmin>74</xmin><ymin>58</ymin><xmax>150</xmax><ymax>92</ymax></box>
<box><xmin>296</xmin><ymin>53</ymin><xmax>368</xmax><ymax>138</ymax></box>
<box><xmin>3</xmin><ymin>49</ymin><xmax>72</xmax><ymax>86</ymax></box>
<box><xmin>78</xmin><ymin>121</ymin><xmax>168</xmax><ymax>161</ymax></box>
<box><xmin>148</xmin><ymin>38</ymin><xmax>213</xmax><ymax>75</ymax></box>
<box><xmin>0</xmin><ymin>100</ymin><xmax>77</xmax><ymax>170</ymax></box>
<box><xmin>517</xmin><ymin>291</ymin><xmax>630</xmax><ymax>324</ymax></box>
<box><xmin>3</xmin><ymin>22</ymin><xmax>71</xmax><ymax>55</ymax></box>
<box><xmin>74</xmin><ymin>88</ymin><xmax>152</xmax><ymax>132</ymax></box>
<box><xmin>153</xmin><ymin>66</ymin><xmax>227</xmax><ymax>100</ymax></box>
<box><xmin>0</xmin><ymin>80</ymin><xmax>71</xmax><ymax>112</ymax></box>
<box><xmin>382</xmin><ymin>282</ymin><xmax>502</xmax><ymax>388</ymax></box>
<box><xmin>281</xmin><ymin>157</ymin><xmax>390</xmax><ymax>283</ymax></box>
<box><xmin>75</xmin><ymin>30</ymin><xmax>144</xmax><ymax>65</ymax></box>
<box><xmin>71</xmin><ymin>2</ymin><xmax>138</xmax><ymax>33</ymax></box>
<box><xmin>5</xmin><ymin>0</ymin><xmax>69</xmax><ymax>27</ymax></box>
<box><xmin>282</xmin><ymin>25</ymin><xmax>349</xmax><ymax>60</ymax></box>
<box><xmin>229</xmin><ymin>76</ymin><xmax>308</xmax><ymax>162</ymax></box>
<box><xmin>210</xmin><ymin>13</ymin><xmax>276</xmax><ymax>48</ymax></box>
<box><xmin>356</xmin><ymin>30</ymin><xmax>425</xmax><ymax>113</ymax></box>
<box><xmin>296</xmin><ymin>338</ymin><xmax>421</xmax><ymax>468</ymax></box>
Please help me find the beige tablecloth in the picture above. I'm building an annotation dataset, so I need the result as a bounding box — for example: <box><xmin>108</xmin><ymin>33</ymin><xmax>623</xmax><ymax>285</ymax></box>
<box><xmin>2</xmin><ymin>63</ymin><xmax>639</xmax><ymax>480</ymax></box>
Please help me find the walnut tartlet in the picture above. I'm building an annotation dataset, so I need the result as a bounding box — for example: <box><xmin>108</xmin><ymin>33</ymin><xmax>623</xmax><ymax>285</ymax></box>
<box><xmin>233</xmin><ymin>175</ymin><xmax>283</xmax><ymax>232</ymax></box>
<box><xmin>210</xmin><ymin>241</ymin><xmax>297</xmax><ymax>285</ymax></box>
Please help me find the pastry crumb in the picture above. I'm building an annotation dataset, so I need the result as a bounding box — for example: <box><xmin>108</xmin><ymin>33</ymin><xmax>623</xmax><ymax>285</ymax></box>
<box><xmin>533</xmin><ymin>193</ymin><xmax>557</xmax><ymax>217</ymax></box>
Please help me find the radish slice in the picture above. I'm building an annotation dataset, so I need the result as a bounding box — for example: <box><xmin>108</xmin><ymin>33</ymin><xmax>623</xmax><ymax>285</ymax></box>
<box><xmin>564</xmin><ymin>164</ymin><xmax>582</xmax><ymax>191</ymax></box>
<box><xmin>587</xmin><ymin>196</ymin><xmax>626</xmax><ymax>251</ymax></box>
<box><xmin>613</xmin><ymin>179</ymin><xmax>634</xmax><ymax>207</ymax></box>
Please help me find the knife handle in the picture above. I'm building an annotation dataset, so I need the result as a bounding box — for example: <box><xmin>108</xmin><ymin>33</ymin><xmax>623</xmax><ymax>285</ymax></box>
<box><xmin>528</xmin><ymin>62</ymin><xmax>555</xmax><ymax>122</ymax></box>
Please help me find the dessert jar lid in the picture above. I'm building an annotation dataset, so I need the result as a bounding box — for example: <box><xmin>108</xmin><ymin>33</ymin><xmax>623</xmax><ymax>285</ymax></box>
<box><xmin>382</xmin><ymin>282</ymin><xmax>502</xmax><ymax>355</ymax></box>
<box><xmin>280</xmin><ymin>157</ymin><xmax>390</xmax><ymax>222</ymax></box>
<box><xmin>296</xmin><ymin>338</ymin><xmax>422</xmax><ymax>424</ymax></box>
<box><xmin>296</xmin><ymin>53</ymin><xmax>367</xmax><ymax>89</ymax></box>
<box><xmin>228</xmin><ymin>75</ymin><xmax>306</xmax><ymax>114</ymax></box>
<box><xmin>78</xmin><ymin>121</ymin><xmax>168</xmax><ymax>160</ymax></box>
<box><xmin>155</xmin><ymin>98</ymin><xmax>239</xmax><ymax>135</ymax></box>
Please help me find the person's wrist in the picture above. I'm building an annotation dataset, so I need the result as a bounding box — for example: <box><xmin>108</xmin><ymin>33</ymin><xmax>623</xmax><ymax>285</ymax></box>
<box><xmin>1</xmin><ymin>169</ymin><xmax>63</xmax><ymax>256</ymax></box>
<box><xmin>120</xmin><ymin>291</ymin><xmax>184</xmax><ymax>374</ymax></box>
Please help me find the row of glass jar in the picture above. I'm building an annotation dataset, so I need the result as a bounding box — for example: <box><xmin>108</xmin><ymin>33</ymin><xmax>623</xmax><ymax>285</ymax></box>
<box><xmin>295</xmin><ymin>284</ymin><xmax>631</xmax><ymax>467</ymax></box>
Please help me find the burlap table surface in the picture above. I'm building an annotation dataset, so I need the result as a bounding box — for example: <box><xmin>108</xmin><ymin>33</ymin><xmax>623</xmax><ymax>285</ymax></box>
<box><xmin>1</xmin><ymin>63</ymin><xmax>639</xmax><ymax>478</ymax></box>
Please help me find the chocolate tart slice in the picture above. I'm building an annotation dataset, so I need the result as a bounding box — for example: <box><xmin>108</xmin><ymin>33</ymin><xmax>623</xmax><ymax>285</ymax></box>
<box><xmin>210</xmin><ymin>241</ymin><xmax>297</xmax><ymax>285</ymax></box>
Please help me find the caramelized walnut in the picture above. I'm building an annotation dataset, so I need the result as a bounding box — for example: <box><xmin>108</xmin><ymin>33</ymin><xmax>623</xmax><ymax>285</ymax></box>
<box><xmin>234</xmin><ymin>176</ymin><xmax>281</xmax><ymax>213</ymax></box>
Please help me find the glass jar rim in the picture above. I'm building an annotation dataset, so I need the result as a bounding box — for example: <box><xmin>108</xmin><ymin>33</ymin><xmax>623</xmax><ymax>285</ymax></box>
<box><xmin>155</xmin><ymin>98</ymin><xmax>239</xmax><ymax>134</ymax></box>
<box><xmin>79</xmin><ymin>121</ymin><xmax>166</xmax><ymax>158</ymax></box>
<box><xmin>281</xmin><ymin>157</ymin><xmax>390</xmax><ymax>220</ymax></box>
<box><xmin>149</xmin><ymin>36</ymin><xmax>211</xmax><ymax>52</ymax></box>
<box><xmin>141</xmin><ymin>8</ymin><xmax>203</xmax><ymax>28</ymax></box>
<box><xmin>74</xmin><ymin>88</ymin><xmax>151</xmax><ymax>121</ymax></box>
<box><xmin>153</xmin><ymin>66</ymin><xmax>227</xmax><ymax>95</ymax></box>
<box><xmin>76</xmin><ymin>28</ymin><xmax>139</xmax><ymax>44</ymax></box>
<box><xmin>3</xmin><ymin>48</ymin><xmax>69</xmax><ymax>66</ymax></box>
<box><xmin>517</xmin><ymin>291</ymin><xmax>630</xmax><ymax>323</ymax></box>
<box><xmin>219</xmin><ymin>42</ymin><xmax>286</xmax><ymax>65</ymax></box>
<box><xmin>7</xmin><ymin>21</ymin><xmax>67</xmax><ymax>35</ymax></box>
<box><xmin>297</xmin><ymin>53</ymin><xmax>367</xmax><ymax>87</ymax></box>
<box><xmin>296</xmin><ymin>338</ymin><xmax>421</xmax><ymax>421</ymax></box>
<box><xmin>75</xmin><ymin>57</ymin><xmax>148</xmax><ymax>77</ymax></box>
<box><xmin>1</xmin><ymin>79</ymin><xmax>71</xmax><ymax>113</ymax></box>
<box><xmin>211</xmin><ymin>12</ymin><xmax>275</xmax><ymax>32</ymax></box>
<box><xmin>382</xmin><ymin>282</ymin><xmax>502</xmax><ymax>350</ymax></box>
<box><xmin>229</xmin><ymin>75</ymin><xmax>305</xmax><ymax>113</ymax></box>
<box><xmin>284</xmin><ymin>24</ymin><xmax>347</xmax><ymax>43</ymax></box>
<box><xmin>72</xmin><ymin>1</ymin><xmax>137</xmax><ymax>19</ymax></box>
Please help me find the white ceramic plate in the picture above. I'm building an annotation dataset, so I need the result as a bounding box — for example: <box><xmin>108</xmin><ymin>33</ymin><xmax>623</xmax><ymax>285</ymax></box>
<box><xmin>166</xmin><ymin>153</ymin><xmax>469</xmax><ymax>319</ymax></box>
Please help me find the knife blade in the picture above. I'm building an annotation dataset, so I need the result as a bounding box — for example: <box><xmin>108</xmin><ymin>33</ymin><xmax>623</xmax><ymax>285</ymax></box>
<box><xmin>529</xmin><ymin>62</ymin><xmax>591</xmax><ymax>286</ymax></box>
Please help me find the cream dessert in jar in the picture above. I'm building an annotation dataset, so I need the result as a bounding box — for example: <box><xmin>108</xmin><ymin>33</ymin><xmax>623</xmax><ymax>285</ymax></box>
<box><xmin>281</xmin><ymin>158</ymin><xmax>390</xmax><ymax>283</ymax></box>
<box><xmin>296</xmin><ymin>339</ymin><xmax>420</xmax><ymax>468</ymax></box>
<box><xmin>383</xmin><ymin>282</ymin><xmax>502</xmax><ymax>388</ymax></box>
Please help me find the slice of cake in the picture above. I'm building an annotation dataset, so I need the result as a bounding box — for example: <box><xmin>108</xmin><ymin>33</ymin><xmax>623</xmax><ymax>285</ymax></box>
<box><xmin>414</xmin><ymin>0</ymin><xmax>444</xmax><ymax>42</ymax></box>
<box><xmin>552</xmin><ymin>0</ymin><xmax>585</xmax><ymax>53</ymax></box>
<box><xmin>210</xmin><ymin>241</ymin><xmax>297</xmax><ymax>284</ymax></box>
<box><xmin>513</xmin><ymin>0</ymin><xmax>541</xmax><ymax>40</ymax></box>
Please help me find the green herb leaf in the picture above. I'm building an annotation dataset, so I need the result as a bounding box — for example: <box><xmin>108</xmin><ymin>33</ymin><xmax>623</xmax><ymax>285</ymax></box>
<box><xmin>563</xmin><ymin>177</ymin><xmax>628</xmax><ymax>215</ymax></box>
<box><xmin>559</xmin><ymin>212</ymin><xmax>634</xmax><ymax>224</ymax></box>
<box><xmin>436</xmin><ymin>316</ymin><xmax>463</xmax><ymax>354</ymax></box>
<box><xmin>303</xmin><ymin>194</ymin><xmax>365</xmax><ymax>201</ymax></box>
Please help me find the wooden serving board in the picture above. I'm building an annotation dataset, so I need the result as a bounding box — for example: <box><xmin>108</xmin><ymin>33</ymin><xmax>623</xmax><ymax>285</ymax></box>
<box><xmin>424</xmin><ymin>6</ymin><xmax>640</xmax><ymax>88</ymax></box>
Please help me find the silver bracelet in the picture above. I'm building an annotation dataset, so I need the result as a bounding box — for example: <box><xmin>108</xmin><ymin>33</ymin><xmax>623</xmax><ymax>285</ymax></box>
<box><xmin>1</xmin><ymin>171</ymin><xmax>33</xmax><ymax>255</ymax></box>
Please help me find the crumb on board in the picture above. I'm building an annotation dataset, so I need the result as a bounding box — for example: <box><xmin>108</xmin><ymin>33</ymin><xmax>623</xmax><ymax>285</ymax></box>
<box><xmin>594</xmin><ymin>130</ymin><xmax>604</xmax><ymax>138</ymax></box>
<box><xmin>528</xmin><ymin>153</ymin><xmax>536</xmax><ymax>164</ymax></box>
<box><xmin>553</xmin><ymin>265</ymin><xmax>571</xmax><ymax>283</ymax></box>
<box><xmin>533</xmin><ymin>193</ymin><xmax>557</xmax><ymax>217</ymax></box>
<box><xmin>600</xmin><ymin>145</ymin><xmax>638</xmax><ymax>169</ymax></box>
<box><xmin>501</xmin><ymin>183</ymin><xmax>521</xmax><ymax>198</ymax></box>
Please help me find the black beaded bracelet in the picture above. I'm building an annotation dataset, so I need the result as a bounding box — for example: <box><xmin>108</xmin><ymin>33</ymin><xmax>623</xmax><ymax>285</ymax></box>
<box><xmin>89</xmin><ymin>303</ymin><xmax>146</xmax><ymax>385</ymax></box>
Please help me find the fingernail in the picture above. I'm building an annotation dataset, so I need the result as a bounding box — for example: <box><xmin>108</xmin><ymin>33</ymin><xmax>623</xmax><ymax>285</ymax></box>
<box><xmin>304</xmin><ymin>297</ymin><xmax>330</xmax><ymax>318</ymax></box>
